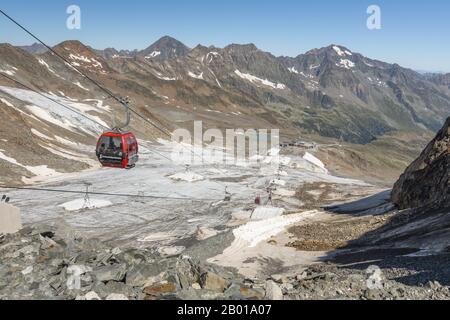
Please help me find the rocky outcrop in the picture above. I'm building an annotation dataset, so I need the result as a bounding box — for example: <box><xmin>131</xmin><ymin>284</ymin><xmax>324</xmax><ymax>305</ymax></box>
<box><xmin>392</xmin><ymin>117</ymin><xmax>450</xmax><ymax>209</ymax></box>
<box><xmin>2</xmin><ymin>223</ymin><xmax>450</xmax><ymax>300</ymax></box>
<box><xmin>0</xmin><ymin>225</ymin><xmax>276</xmax><ymax>300</ymax></box>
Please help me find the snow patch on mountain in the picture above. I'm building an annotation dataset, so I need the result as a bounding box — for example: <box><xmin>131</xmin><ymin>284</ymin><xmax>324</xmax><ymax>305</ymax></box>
<box><xmin>76</xmin><ymin>56</ymin><xmax>102</xmax><ymax>69</ymax></box>
<box><xmin>26</xmin><ymin>105</ymin><xmax>75</xmax><ymax>131</ymax></box>
<box><xmin>158</xmin><ymin>75</ymin><xmax>177</xmax><ymax>81</ymax></box>
<box><xmin>188</xmin><ymin>71</ymin><xmax>204</xmax><ymax>80</ymax></box>
<box><xmin>367</xmin><ymin>77</ymin><xmax>387</xmax><ymax>87</ymax></box>
<box><xmin>38</xmin><ymin>59</ymin><xmax>56</xmax><ymax>74</ymax></box>
<box><xmin>332</xmin><ymin>46</ymin><xmax>345</xmax><ymax>56</ymax></box>
<box><xmin>74</xmin><ymin>81</ymin><xmax>90</xmax><ymax>91</ymax></box>
<box><xmin>145</xmin><ymin>51</ymin><xmax>161</xmax><ymax>59</ymax></box>
<box><xmin>0</xmin><ymin>86</ymin><xmax>107</xmax><ymax>134</ymax></box>
<box><xmin>234</xmin><ymin>70</ymin><xmax>286</xmax><ymax>90</ymax></box>
<box><xmin>69</xmin><ymin>54</ymin><xmax>103</xmax><ymax>69</ymax></box>
<box><xmin>303</xmin><ymin>152</ymin><xmax>328</xmax><ymax>174</ymax></box>
<box><xmin>337</xmin><ymin>59</ymin><xmax>355</xmax><ymax>69</ymax></box>
<box><xmin>83</xmin><ymin>99</ymin><xmax>112</xmax><ymax>111</ymax></box>
<box><xmin>206</xmin><ymin>52</ymin><xmax>221</xmax><ymax>63</ymax></box>
<box><xmin>226</xmin><ymin>210</ymin><xmax>318</xmax><ymax>248</ymax></box>
<box><xmin>152</xmin><ymin>70</ymin><xmax>178</xmax><ymax>81</ymax></box>
<box><xmin>0</xmin><ymin>150</ymin><xmax>20</xmax><ymax>166</ymax></box>
<box><xmin>31</xmin><ymin>128</ymin><xmax>53</xmax><ymax>141</ymax></box>
<box><xmin>0</xmin><ymin>98</ymin><xmax>14</xmax><ymax>107</ymax></box>
<box><xmin>69</xmin><ymin>54</ymin><xmax>91</xmax><ymax>63</ymax></box>
<box><xmin>332</xmin><ymin>46</ymin><xmax>353</xmax><ymax>57</ymax></box>
<box><xmin>288</xmin><ymin>67</ymin><xmax>299</xmax><ymax>74</ymax></box>
<box><xmin>208</xmin><ymin>68</ymin><xmax>222</xmax><ymax>87</ymax></box>
<box><xmin>0</xmin><ymin>69</ymin><xmax>16</xmax><ymax>76</ymax></box>
<box><xmin>300</xmin><ymin>71</ymin><xmax>315</xmax><ymax>79</ymax></box>
<box><xmin>0</xmin><ymin>150</ymin><xmax>60</xmax><ymax>184</ymax></box>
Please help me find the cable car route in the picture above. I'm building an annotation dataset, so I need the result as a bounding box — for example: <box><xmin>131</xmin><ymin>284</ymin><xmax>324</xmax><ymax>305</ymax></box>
<box><xmin>0</xmin><ymin>73</ymin><xmax>174</xmax><ymax>164</ymax></box>
<box><xmin>0</xmin><ymin>185</ymin><xmax>224</xmax><ymax>202</ymax></box>
<box><xmin>0</xmin><ymin>9</ymin><xmax>257</xmax><ymax>203</ymax></box>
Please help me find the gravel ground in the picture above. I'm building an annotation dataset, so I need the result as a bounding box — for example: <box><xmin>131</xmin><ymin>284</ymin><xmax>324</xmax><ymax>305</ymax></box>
<box><xmin>282</xmin><ymin>260</ymin><xmax>450</xmax><ymax>300</ymax></box>
<box><xmin>330</xmin><ymin>249</ymin><xmax>450</xmax><ymax>288</ymax></box>
<box><xmin>287</xmin><ymin>213</ymin><xmax>392</xmax><ymax>251</ymax></box>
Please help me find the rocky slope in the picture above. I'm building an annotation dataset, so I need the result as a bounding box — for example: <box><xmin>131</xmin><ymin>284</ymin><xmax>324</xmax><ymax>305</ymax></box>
<box><xmin>429</xmin><ymin>73</ymin><xmax>450</xmax><ymax>90</ymax></box>
<box><xmin>392</xmin><ymin>117</ymin><xmax>450</xmax><ymax>210</ymax></box>
<box><xmin>2</xmin><ymin>224</ymin><xmax>449</xmax><ymax>300</ymax></box>
<box><xmin>337</xmin><ymin>119</ymin><xmax>450</xmax><ymax>256</ymax></box>
<box><xmin>0</xmin><ymin>225</ymin><xmax>278</xmax><ymax>300</ymax></box>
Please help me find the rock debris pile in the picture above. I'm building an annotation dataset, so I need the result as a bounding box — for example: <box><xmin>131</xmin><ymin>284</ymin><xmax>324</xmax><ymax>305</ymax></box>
<box><xmin>0</xmin><ymin>225</ymin><xmax>276</xmax><ymax>300</ymax></box>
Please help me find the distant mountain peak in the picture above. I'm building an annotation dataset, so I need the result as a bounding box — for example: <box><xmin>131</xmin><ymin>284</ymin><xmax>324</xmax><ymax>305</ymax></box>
<box><xmin>54</xmin><ymin>40</ymin><xmax>89</xmax><ymax>52</ymax></box>
<box><xmin>305</xmin><ymin>44</ymin><xmax>353</xmax><ymax>57</ymax></box>
<box><xmin>225</xmin><ymin>43</ymin><xmax>258</xmax><ymax>52</ymax></box>
<box><xmin>155</xmin><ymin>35</ymin><xmax>183</xmax><ymax>43</ymax></box>
<box><xmin>139</xmin><ymin>36</ymin><xmax>190</xmax><ymax>60</ymax></box>
<box><xmin>51</xmin><ymin>40</ymin><xmax>110</xmax><ymax>73</ymax></box>
<box><xmin>18</xmin><ymin>43</ymin><xmax>48</xmax><ymax>55</ymax></box>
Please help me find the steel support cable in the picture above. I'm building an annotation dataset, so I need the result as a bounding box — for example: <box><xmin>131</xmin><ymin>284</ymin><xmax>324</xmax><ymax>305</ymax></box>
<box><xmin>0</xmin><ymin>185</ymin><xmax>223</xmax><ymax>201</ymax></box>
<box><xmin>0</xmin><ymin>9</ymin><xmax>246</xmax><ymax>196</ymax></box>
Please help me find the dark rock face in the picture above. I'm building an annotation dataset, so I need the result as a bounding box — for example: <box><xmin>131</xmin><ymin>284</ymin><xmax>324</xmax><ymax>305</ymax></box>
<box><xmin>392</xmin><ymin>117</ymin><xmax>450</xmax><ymax>209</ymax></box>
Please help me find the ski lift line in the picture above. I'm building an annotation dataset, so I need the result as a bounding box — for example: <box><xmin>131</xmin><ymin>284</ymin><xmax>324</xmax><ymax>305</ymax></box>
<box><xmin>0</xmin><ymin>10</ymin><xmax>243</xmax><ymax>196</ymax></box>
<box><xmin>0</xmin><ymin>15</ymin><xmax>250</xmax><ymax>205</ymax></box>
<box><xmin>0</xmin><ymin>72</ymin><xmax>109</xmax><ymax>131</ymax></box>
<box><xmin>139</xmin><ymin>142</ymin><xmax>173</xmax><ymax>162</ymax></box>
<box><xmin>0</xmin><ymin>73</ymin><xmax>178</xmax><ymax>163</ymax></box>
<box><xmin>0</xmin><ymin>185</ymin><xmax>223</xmax><ymax>202</ymax></box>
<box><xmin>0</xmin><ymin>9</ymin><xmax>208</xmax><ymax>166</ymax></box>
<box><xmin>0</xmin><ymin>9</ymin><xmax>174</xmax><ymax>139</ymax></box>
<box><xmin>0</xmin><ymin>9</ymin><xmax>222</xmax><ymax>169</ymax></box>
<box><xmin>0</xmin><ymin>10</ymin><xmax>178</xmax><ymax>160</ymax></box>
<box><xmin>0</xmin><ymin>75</ymin><xmax>252</xmax><ymax>202</ymax></box>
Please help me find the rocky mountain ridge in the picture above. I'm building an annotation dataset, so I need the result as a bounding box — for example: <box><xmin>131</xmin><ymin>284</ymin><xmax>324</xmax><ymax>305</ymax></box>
<box><xmin>95</xmin><ymin>36</ymin><xmax>190</xmax><ymax>61</ymax></box>
<box><xmin>392</xmin><ymin>117</ymin><xmax>450</xmax><ymax>210</ymax></box>
<box><xmin>7</xmin><ymin>37</ymin><xmax>450</xmax><ymax>144</ymax></box>
<box><xmin>1</xmin><ymin>36</ymin><xmax>449</xmax><ymax>184</ymax></box>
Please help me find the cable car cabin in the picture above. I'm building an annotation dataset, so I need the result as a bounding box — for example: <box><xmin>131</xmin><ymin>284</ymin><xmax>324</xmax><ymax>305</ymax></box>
<box><xmin>96</xmin><ymin>131</ymin><xmax>139</xmax><ymax>169</ymax></box>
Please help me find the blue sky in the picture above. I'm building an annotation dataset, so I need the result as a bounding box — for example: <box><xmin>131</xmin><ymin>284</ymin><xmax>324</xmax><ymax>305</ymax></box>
<box><xmin>1</xmin><ymin>0</ymin><xmax>449</xmax><ymax>72</ymax></box>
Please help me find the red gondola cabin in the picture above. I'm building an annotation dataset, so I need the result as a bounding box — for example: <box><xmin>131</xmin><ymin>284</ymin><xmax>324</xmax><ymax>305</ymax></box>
<box><xmin>96</xmin><ymin>131</ymin><xmax>139</xmax><ymax>169</ymax></box>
